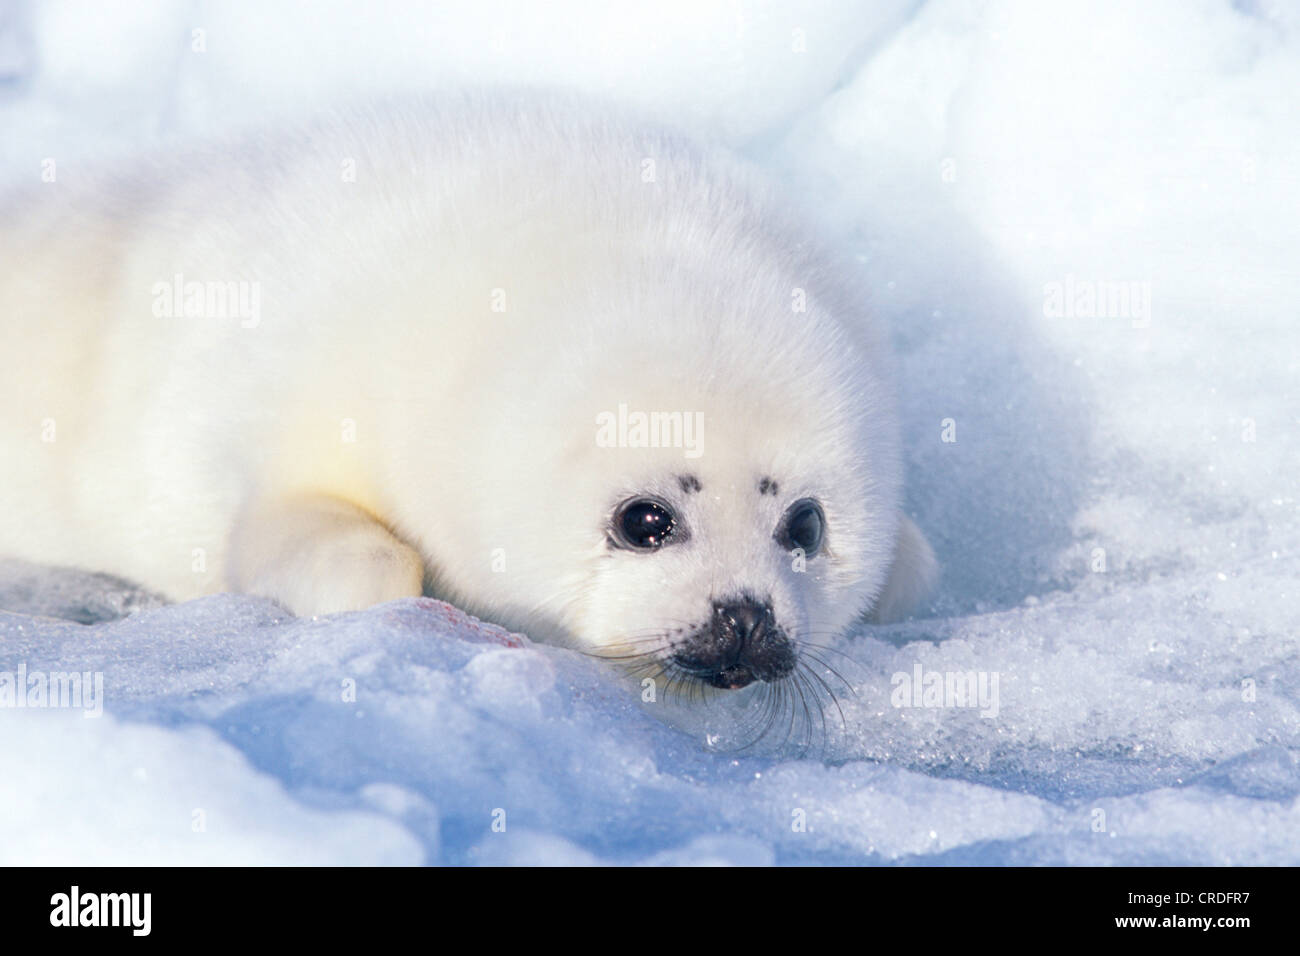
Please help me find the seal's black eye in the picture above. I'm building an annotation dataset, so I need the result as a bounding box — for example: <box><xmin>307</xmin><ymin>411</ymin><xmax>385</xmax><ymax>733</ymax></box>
<box><xmin>613</xmin><ymin>497</ymin><xmax>678</xmax><ymax>550</ymax></box>
<box><xmin>777</xmin><ymin>498</ymin><xmax>824</xmax><ymax>555</ymax></box>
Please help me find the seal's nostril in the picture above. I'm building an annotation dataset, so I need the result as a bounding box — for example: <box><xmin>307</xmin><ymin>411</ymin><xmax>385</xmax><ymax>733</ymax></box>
<box><xmin>712</xmin><ymin>599</ymin><xmax>770</xmax><ymax>645</ymax></box>
<box><xmin>745</xmin><ymin>639</ymin><xmax>797</xmax><ymax>682</ymax></box>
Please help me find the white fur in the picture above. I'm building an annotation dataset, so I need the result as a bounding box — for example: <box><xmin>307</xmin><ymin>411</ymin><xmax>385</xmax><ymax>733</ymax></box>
<box><xmin>0</xmin><ymin>91</ymin><xmax>935</xmax><ymax>661</ymax></box>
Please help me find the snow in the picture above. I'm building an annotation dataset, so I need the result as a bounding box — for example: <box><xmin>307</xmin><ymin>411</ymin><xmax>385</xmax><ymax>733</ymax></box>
<box><xmin>1</xmin><ymin>0</ymin><xmax>1297</xmax><ymax>864</ymax></box>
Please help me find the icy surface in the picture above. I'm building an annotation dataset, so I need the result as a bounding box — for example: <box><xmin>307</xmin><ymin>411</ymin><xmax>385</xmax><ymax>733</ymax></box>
<box><xmin>1</xmin><ymin>0</ymin><xmax>1298</xmax><ymax>864</ymax></box>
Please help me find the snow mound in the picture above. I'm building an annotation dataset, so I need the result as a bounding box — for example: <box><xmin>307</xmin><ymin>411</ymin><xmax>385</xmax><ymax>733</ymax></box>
<box><xmin>2</xmin><ymin>585</ymin><xmax>1296</xmax><ymax>865</ymax></box>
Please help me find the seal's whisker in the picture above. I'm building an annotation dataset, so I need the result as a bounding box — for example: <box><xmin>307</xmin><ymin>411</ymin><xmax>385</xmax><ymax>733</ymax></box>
<box><xmin>789</xmin><ymin>679</ymin><xmax>807</xmax><ymax>755</ymax></box>
<box><xmin>790</xmin><ymin>665</ymin><xmax>811</xmax><ymax>754</ymax></box>
<box><xmin>797</xmin><ymin>648</ymin><xmax>858</xmax><ymax>698</ymax></box>
<box><xmin>800</xmin><ymin>659</ymin><xmax>848</xmax><ymax>733</ymax></box>
<box><xmin>803</xmin><ymin>666</ymin><xmax>837</xmax><ymax>757</ymax></box>
<box><xmin>730</xmin><ymin>682</ymin><xmax>778</xmax><ymax>754</ymax></box>
<box><xmin>578</xmin><ymin>620</ymin><xmax>862</xmax><ymax>758</ymax></box>
<box><xmin>790</xmin><ymin>639</ymin><xmax>863</xmax><ymax>667</ymax></box>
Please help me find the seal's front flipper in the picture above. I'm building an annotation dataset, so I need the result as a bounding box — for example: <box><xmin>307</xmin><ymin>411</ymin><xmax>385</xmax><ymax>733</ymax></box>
<box><xmin>868</xmin><ymin>514</ymin><xmax>938</xmax><ymax>624</ymax></box>
<box><xmin>227</xmin><ymin>494</ymin><xmax>424</xmax><ymax>616</ymax></box>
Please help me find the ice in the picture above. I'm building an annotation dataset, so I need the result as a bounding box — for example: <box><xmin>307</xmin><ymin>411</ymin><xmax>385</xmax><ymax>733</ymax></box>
<box><xmin>3</xmin><ymin>583</ymin><xmax>1295</xmax><ymax>865</ymax></box>
<box><xmin>0</xmin><ymin>708</ymin><xmax>424</xmax><ymax>865</ymax></box>
<box><xmin>0</xmin><ymin>0</ymin><xmax>918</xmax><ymax>174</ymax></box>
<box><xmin>1</xmin><ymin>0</ymin><xmax>1297</xmax><ymax>864</ymax></box>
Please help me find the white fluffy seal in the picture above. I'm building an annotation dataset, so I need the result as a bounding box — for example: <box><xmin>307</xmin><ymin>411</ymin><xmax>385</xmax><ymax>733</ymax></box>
<box><xmin>0</xmin><ymin>92</ymin><xmax>935</xmax><ymax>693</ymax></box>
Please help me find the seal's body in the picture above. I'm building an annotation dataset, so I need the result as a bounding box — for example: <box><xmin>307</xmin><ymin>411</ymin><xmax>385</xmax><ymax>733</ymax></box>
<box><xmin>0</xmin><ymin>93</ymin><xmax>934</xmax><ymax>689</ymax></box>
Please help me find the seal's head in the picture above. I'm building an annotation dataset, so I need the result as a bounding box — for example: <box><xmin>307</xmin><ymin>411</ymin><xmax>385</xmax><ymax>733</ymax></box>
<box><xmin>389</xmin><ymin>125</ymin><xmax>936</xmax><ymax>701</ymax></box>
<box><xmin>603</xmin><ymin>487</ymin><xmax>828</xmax><ymax>691</ymax></box>
<box><xmin>573</xmin><ymin>359</ymin><xmax>919</xmax><ymax>697</ymax></box>
<box><xmin>417</xmin><ymin>237</ymin><xmax>936</xmax><ymax>700</ymax></box>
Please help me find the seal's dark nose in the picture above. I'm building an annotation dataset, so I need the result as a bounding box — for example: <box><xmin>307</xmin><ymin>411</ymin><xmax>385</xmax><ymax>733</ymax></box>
<box><xmin>718</xmin><ymin>600</ymin><xmax>765</xmax><ymax>645</ymax></box>
<box><xmin>672</xmin><ymin>598</ymin><xmax>796</xmax><ymax>689</ymax></box>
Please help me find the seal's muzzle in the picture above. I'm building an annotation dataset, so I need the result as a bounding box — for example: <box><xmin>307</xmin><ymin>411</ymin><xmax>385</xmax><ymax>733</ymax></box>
<box><xmin>672</xmin><ymin>597</ymin><xmax>796</xmax><ymax>689</ymax></box>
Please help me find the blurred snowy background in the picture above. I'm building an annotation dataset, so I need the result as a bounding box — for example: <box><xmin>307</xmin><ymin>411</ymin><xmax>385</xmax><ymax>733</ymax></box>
<box><xmin>1</xmin><ymin>0</ymin><xmax>1297</xmax><ymax>864</ymax></box>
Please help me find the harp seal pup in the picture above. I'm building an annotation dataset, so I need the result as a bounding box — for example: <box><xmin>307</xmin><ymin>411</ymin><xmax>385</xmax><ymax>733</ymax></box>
<box><xmin>0</xmin><ymin>92</ymin><xmax>936</xmax><ymax>692</ymax></box>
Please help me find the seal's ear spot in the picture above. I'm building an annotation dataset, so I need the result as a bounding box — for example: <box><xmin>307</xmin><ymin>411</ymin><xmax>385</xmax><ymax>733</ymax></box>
<box><xmin>869</xmin><ymin>515</ymin><xmax>938</xmax><ymax>624</ymax></box>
